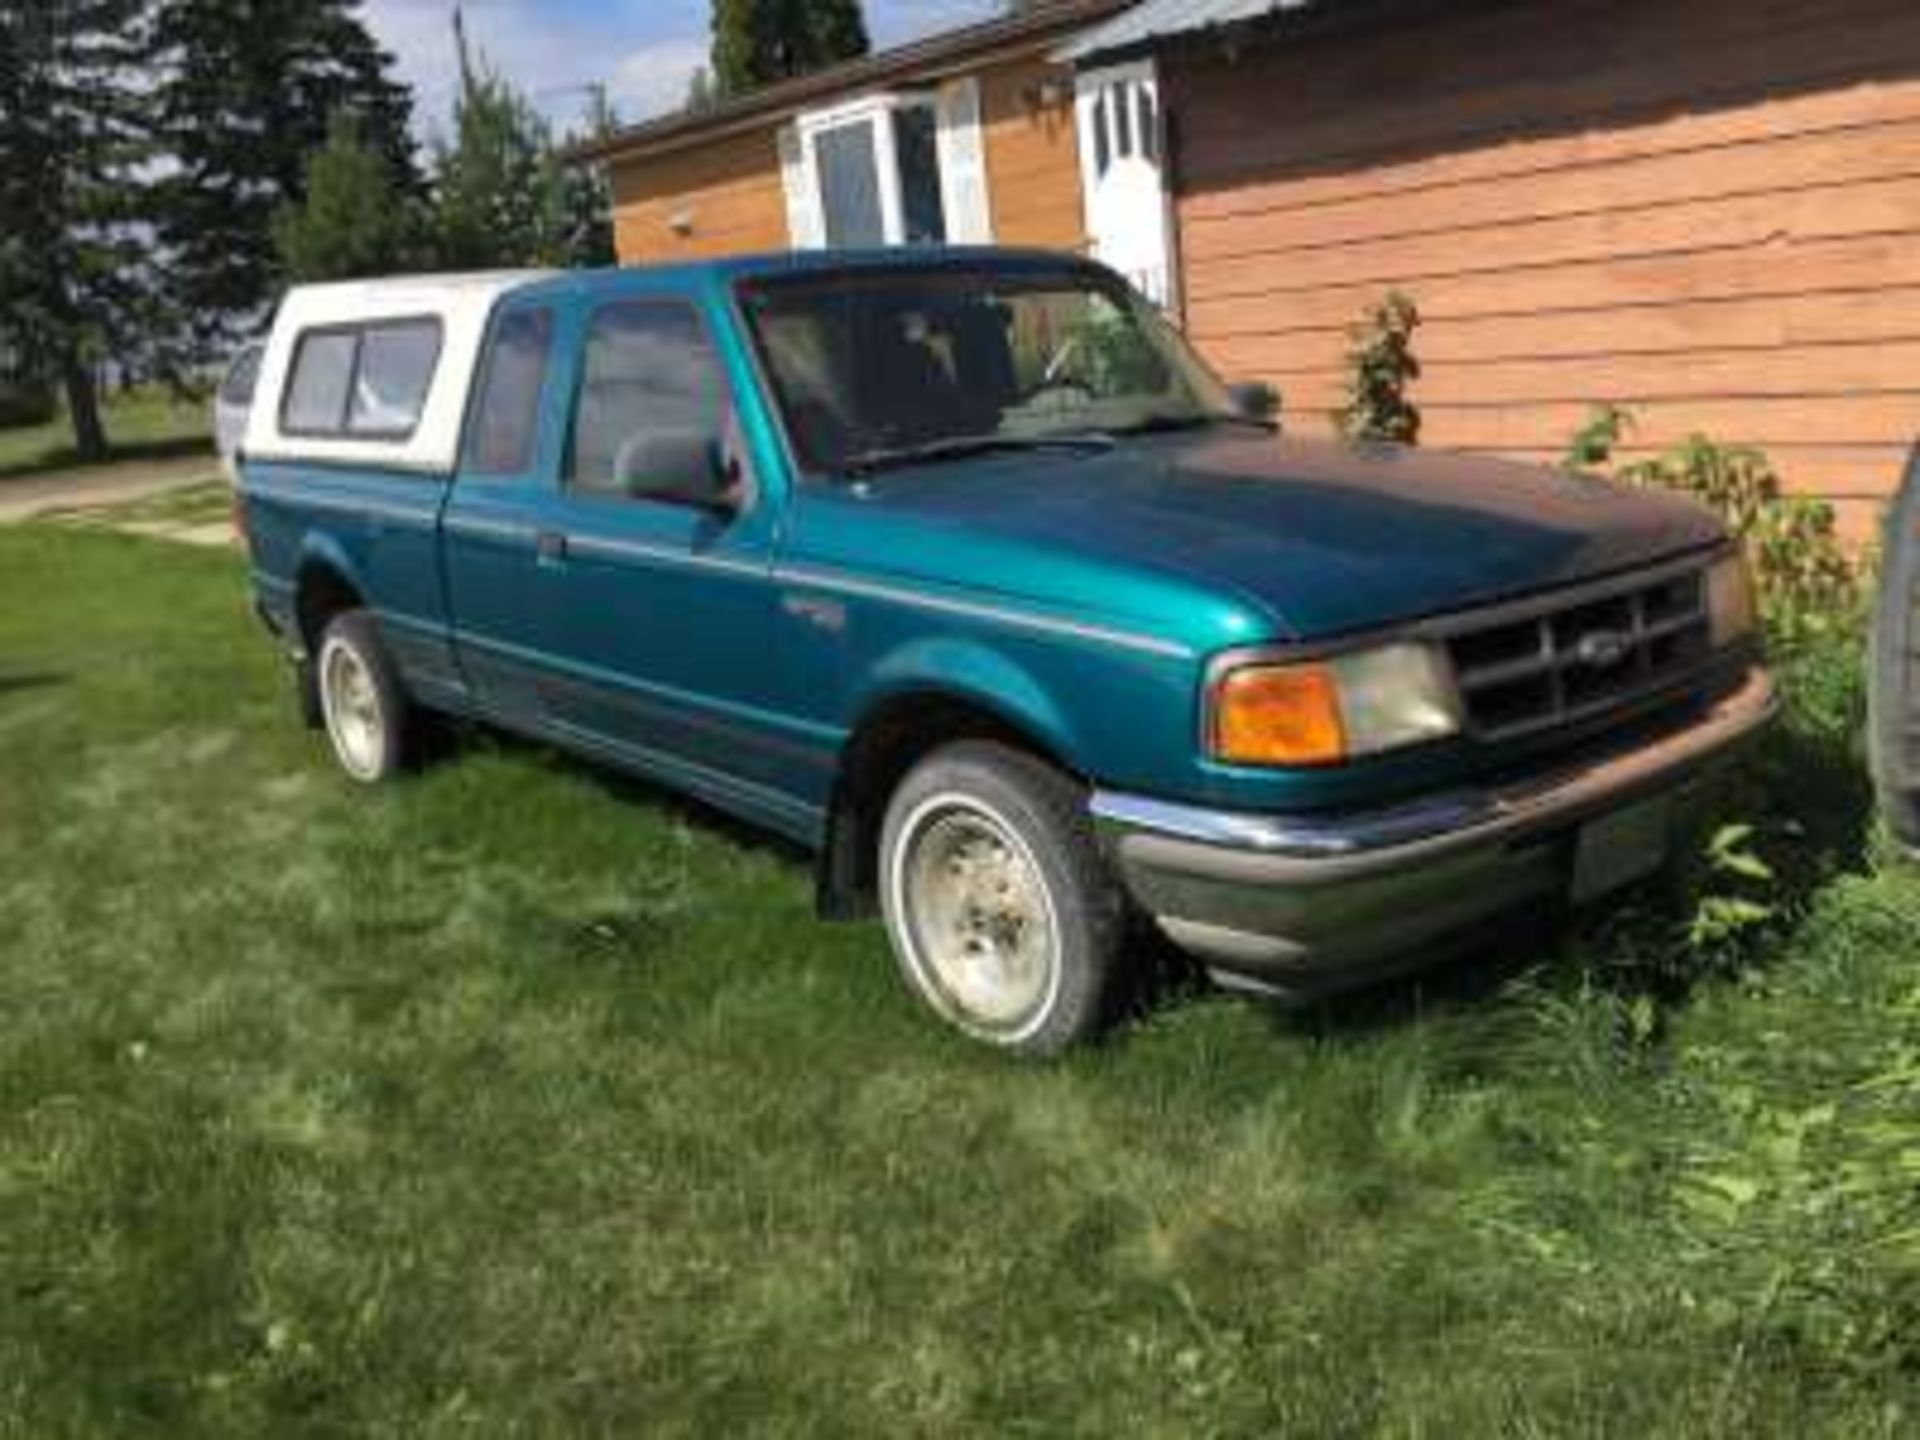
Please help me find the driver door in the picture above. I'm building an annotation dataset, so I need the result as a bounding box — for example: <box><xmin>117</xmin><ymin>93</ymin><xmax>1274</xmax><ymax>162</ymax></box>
<box><xmin>534</xmin><ymin>294</ymin><xmax>792</xmax><ymax>789</ymax></box>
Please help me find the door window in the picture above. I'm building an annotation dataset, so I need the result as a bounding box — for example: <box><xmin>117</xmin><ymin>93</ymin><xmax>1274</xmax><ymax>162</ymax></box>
<box><xmin>567</xmin><ymin>301</ymin><xmax>727</xmax><ymax>497</ymax></box>
<box><xmin>1138</xmin><ymin>86</ymin><xmax>1159</xmax><ymax>164</ymax></box>
<box><xmin>465</xmin><ymin>308</ymin><xmax>553</xmax><ymax>475</ymax></box>
<box><xmin>1112</xmin><ymin>82</ymin><xmax>1134</xmax><ymax>159</ymax></box>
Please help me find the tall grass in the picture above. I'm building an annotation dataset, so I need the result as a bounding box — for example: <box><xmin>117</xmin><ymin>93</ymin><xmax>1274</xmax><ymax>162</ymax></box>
<box><xmin>0</xmin><ymin>527</ymin><xmax>1914</xmax><ymax>1435</ymax></box>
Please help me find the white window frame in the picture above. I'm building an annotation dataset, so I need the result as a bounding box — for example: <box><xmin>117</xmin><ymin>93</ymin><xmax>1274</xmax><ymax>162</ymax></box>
<box><xmin>780</xmin><ymin>79</ymin><xmax>992</xmax><ymax>251</ymax></box>
<box><xmin>796</xmin><ymin>91</ymin><xmax>936</xmax><ymax>248</ymax></box>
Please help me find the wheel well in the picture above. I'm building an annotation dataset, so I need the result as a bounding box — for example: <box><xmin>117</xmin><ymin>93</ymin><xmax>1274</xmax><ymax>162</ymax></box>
<box><xmin>817</xmin><ymin>692</ymin><xmax>1075</xmax><ymax>919</ymax></box>
<box><xmin>294</xmin><ymin>563</ymin><xmax>363</xmax><ymax>657</ymax></box>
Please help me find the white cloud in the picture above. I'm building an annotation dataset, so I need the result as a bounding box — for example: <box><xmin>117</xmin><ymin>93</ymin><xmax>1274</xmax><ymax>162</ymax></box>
<box><xmin>362</xmin><ymin>0</ymin><xmax>1002</xmax><ymax>140</ymax></box>
<box><xmin>606</xmin><ymin>37</ymin><xmax>711</xmax><ymax>127</ymax></box>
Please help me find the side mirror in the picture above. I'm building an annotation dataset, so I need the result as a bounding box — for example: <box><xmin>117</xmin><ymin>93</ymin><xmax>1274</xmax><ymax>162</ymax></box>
<box><xmin>1228</xmin><ymin>381</ymin><xmax>1282</xmax><ymax>425</ymax></box>
<box><xmin>612</xmin><ymin>428</ymin><xmax>740</xmax><ymax>513</ymax></box>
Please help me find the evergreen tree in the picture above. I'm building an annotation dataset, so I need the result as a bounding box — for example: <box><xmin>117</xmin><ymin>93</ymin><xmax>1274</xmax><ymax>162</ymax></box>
<box><xmin>0</xmin><ymin>0</ymin><xmax>161</xmax><ymax>460</ymax></box>
<box><xmin>273</xmin><ymin>112</ymin><xmax>420</xmax><ymax>283</ymax></box>
<box><xmin>430</xmin><ymin>27</ymin><xmax>565</xmax><ymax>270</ymax></box>
<box><xmin>557</xmin><ymin>89</ymin><xmax>617</xmax><ymax>271</ymax></box>
<box><xmin>429</xmin><ymin>14</ymin><xmax>606</xmax><ymax>270</ymax></box>
<box><xmin>685</xmin><ymin>67</ymin><xmax>719</xmax><ymax>114</ymax></box>
<box><xmin>711</xmin><ymin>0</ymin><xmax>871</xmax><ymax>97</ymax></box>
<box><xmin>151</xmin><ymin>0</ymin><xmax>416</xmax><ymax>353</ymax></box>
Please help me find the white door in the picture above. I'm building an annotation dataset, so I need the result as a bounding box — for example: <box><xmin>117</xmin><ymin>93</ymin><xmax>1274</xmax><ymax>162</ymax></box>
<box><xmin>1075</xmin><ymin>61</ymin><xmax>1175</xmax><ymax>309</ymax></box>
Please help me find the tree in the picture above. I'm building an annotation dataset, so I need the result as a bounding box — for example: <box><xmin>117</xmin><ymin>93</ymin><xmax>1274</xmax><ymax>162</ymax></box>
<box><xmin>151</xmin><ymin>0</ymin><xmax>416</xmax><ymax>354</ymax></box>
<box><xmin>0</xmin><ymin>0</ymin><xmax>161</xmax><ymax>460</ymax></box>
<box><xmin>557</xmin><ymin>89</ymin><xmax>618</xmax><ymax>270</ymax></box>
<box><xmin>273</xmin><ymin>112</ymin><xmax>420</xmax><ymax>283</ymax></box>
<box><xmin>710</xmin><ymin>0</ymin><xmax>871</xmax><ymax>97</ymax></box>
<box><xmin>685</xmin><ymin>67</ymin><xmax>720</xmax><ymax>114</ymax></box>
<box><xmin>429</xmin><ymin>13</ymin><xmax>608</xmax><ymax>270</ymax></box>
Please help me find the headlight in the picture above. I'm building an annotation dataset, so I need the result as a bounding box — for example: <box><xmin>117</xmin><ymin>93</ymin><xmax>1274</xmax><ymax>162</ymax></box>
<box><xmin>1209</xmin><ymin>642</ymin><xmax>1463</xmax><ymax>768</ymax></box>
<box><xmin>1707</xmin><ymin>552</ymin><xmax>1758</xmax><ymax>647</ymax></box>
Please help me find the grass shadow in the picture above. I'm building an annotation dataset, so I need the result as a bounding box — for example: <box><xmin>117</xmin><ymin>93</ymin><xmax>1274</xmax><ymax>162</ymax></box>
<box><xmin>0</xmin><ymin>671</ymin><xmax>66</xmax><ymax>701</ymax></box>
<box><xmin>0</xmin><ymin>435</ymin><xmax>213</xmax><ymax>484</ymax></box>
<box><xmin>448</xmin><ymin>722</ymin><xmax>813</xmax><ymax>871</ymax></box>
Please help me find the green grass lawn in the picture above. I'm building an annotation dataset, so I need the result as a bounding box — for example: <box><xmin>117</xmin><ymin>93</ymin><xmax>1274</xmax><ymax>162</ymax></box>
<box><xmin>2</xmin><ymin>527</ymin><xmax>1916</xmax><ymax>1435</ymax></box>
<box><xmin>0</xmin><ymin>388</ymin><xmax>212</xmax><ymax>480</ymax></box>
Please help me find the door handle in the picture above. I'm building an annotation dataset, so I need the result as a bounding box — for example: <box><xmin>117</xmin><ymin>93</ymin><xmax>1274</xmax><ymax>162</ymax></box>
<box><xmin>535</xmin><ymin>530</ymin><xmax>569</xmax><ymax>566</ymax></box>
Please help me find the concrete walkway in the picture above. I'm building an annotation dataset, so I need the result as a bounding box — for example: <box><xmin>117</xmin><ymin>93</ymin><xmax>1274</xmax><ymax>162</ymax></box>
<box><xmin>0</xmin><ymin>455</ymin><xmax>220</xmax><ymax>525</ymax></box>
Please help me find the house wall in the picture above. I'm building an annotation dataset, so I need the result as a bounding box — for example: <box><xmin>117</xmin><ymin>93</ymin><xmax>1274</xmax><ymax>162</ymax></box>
<box><xmin>609</xmin><ymin>127</ymin><xmax>789</xmax><ymax>264</ymax></box>
<box><xmin>976</xmin><ymin>54</ymin><xmax>1087</xmax><ymax>252</ymax></box>
<box><xmin>607</xmin><ymin>52</ymin><xmax>1087</xmax><ymax>267</ymax></box>
<box><xmin>1165</xmin><ymin>0</ymin><xmax>1920</xmax><ymax>537</ymax></box>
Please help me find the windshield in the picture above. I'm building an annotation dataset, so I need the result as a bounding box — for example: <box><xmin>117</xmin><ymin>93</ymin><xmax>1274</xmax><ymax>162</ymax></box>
<box><xmin>738</xmin><ymin>264</ymin><xmax>1241</xmax><ymax>475</ymax></box>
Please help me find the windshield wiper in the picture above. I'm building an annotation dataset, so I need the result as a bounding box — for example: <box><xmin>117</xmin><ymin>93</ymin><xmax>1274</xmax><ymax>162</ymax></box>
<box><xmin>840</xmin><ymin>432</ymin><xmax>1116</xmax><ymax>477</ymax></box>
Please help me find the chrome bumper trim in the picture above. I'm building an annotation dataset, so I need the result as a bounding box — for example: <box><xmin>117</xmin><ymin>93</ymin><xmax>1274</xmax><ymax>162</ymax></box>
<box><xmin>1090</xmin><ymin>668</ymin><xmax>1777</xmax><ymax>993</ymax></box>
<box><xmin>1091</xmin><ymin>668</ymin><xmax>1775</xmax><ymax>866</ymax></box>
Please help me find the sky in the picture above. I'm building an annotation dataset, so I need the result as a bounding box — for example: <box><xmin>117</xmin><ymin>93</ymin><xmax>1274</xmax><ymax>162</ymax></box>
<box><xmin>361</xmin><ymin>0</ymin><xmax>1002</xmax><ymax>140</ymax></box>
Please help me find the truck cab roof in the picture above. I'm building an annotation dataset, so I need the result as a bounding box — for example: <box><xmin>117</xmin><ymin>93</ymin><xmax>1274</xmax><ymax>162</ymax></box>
<box><xmin>246</xmin><ymin>254</ymin><xmax>1098</xmax><ymax>476</ymax></box>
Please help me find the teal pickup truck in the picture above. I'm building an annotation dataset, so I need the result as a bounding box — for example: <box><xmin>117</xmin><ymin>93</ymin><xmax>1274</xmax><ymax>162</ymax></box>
<box><xmin>238</xmin><ymin>250</ymin><xmax>1774</xmax><ymax>1055</ymax></box>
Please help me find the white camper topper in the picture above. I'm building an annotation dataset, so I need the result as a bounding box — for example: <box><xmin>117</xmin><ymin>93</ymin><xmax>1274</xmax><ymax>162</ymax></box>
<box><xmin>245</xmin><ymin>271</ymin><xmax>550</xmax><ymax>474</ymax></box>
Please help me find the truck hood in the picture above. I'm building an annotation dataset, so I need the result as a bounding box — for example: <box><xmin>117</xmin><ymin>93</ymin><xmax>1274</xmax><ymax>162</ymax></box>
<box><xmin>832</xmin><ymin>431</ymin><xmax>1726</xmax><ymax>640</ymax></box>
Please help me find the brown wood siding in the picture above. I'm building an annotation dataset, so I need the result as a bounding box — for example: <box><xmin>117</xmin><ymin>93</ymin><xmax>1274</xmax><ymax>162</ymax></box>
<box><xmin>608</xmin><ymin>52</ymin><xmax>1086</xmax><ymax>267</ymax></box>
<box><xmin>979</xmin><ymin>56</ymin><xmax>1087</xmax><ymax>252</ymax></box>
<box><xmin>609</xmin><ymin>127</ymin><xmax>788</xmax><ymax>265</ymax></box>
<box><xmin>1167</xmin><ymin>0</ymin><xmax>1920</xmax><ymax>532</ymax></box>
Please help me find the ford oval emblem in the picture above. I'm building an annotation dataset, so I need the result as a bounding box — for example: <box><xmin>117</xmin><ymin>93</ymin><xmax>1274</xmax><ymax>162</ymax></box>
<box><xmin>1574</xmin><ymin>630</ymin><xmax>1634</xmax><ymax>670</ymax></box>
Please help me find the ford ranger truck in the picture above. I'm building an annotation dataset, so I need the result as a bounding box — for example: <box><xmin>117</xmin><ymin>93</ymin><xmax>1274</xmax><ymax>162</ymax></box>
<box><xmin>237</xmin><ymin>254</ymin><xmax>1775</xmax><ymax>1056</ymax></box>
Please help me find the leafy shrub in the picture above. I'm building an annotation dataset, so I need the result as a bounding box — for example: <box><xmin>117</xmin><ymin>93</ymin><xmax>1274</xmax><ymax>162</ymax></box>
<box><xmin>1333</xmin><ymin>292</ymin><xmax>1421</xmax><ymax>444</ymax></box>
<box><xmin>1563</xmin><ymin>406</ymin><xmax>1859</xmax><ymax>648</ymax></box>
<box><xmin>1562</xmin><ymin>402</ymin><xmax>1632</xmax><ymax>470</ymax></box>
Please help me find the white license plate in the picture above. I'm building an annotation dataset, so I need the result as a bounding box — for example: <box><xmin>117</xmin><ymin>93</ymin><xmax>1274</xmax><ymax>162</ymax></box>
<box><xmin>1572</xmin><ymin>795</ymin><xmax>1673</xmax><ymax>905</ymax></box>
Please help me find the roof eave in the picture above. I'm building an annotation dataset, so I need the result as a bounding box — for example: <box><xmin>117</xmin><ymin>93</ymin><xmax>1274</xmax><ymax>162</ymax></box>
<box><xmin>568</xmin><ymin>0</ymin><xmax>1132</xmax><ymax>168</ymax></box>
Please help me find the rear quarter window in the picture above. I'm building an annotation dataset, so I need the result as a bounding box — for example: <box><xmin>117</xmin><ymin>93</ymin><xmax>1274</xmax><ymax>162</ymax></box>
<box><xmin>464</xmin><ymin>308</ymin><xmax>553</xmax><ymax>475</ymax></box>
<box><xmin>280</xmin><ymin>318</ymin><xmax>443</xmax><ymax>441</ymax></box>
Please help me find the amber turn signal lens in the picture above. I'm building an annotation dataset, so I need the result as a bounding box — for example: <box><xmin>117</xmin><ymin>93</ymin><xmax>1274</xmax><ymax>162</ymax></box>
<box><xmin>1211</xmin><ymin>663</ymin><xmax>1348</xmax><ymax>767</ymax></box>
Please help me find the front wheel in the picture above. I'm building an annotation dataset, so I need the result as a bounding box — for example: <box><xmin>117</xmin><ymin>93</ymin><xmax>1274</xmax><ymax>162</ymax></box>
<box><xmin>880</xmin><ymin>742</ymin><xmax>1127</xmax><ymax>1056</ymax></box>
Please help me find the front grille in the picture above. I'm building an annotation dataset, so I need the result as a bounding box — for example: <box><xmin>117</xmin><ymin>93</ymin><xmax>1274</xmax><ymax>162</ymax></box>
<box><xmin>1443</xmin><ymin>563</ymin><xmax>1714</xmax><ymax>742</ymax></box>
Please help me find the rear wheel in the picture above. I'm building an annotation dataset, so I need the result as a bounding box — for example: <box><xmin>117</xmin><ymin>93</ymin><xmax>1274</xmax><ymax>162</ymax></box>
<box><xmin>316</xmin><ymin>610</ymin><xmax>413</xmax><ymax>785</ymax></box>
<box><xmin>1872</xmin><ymin>447</ymin><xmax>1920</xmax><ymax>850</ymax></box>
<box><xmin>880</xmin><ymin>742</ymin><xmax>1127</xmax><ymax>1056</ymax></box>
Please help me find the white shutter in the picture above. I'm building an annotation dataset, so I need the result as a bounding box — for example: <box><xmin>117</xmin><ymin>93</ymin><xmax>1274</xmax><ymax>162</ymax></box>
<box><xmin>935</xmin><ymin>78</ymin><xmax>994</xmax><ymax>245</ymax></box>
<box><xmin>778</xmin><ymin>124</ymin><xmax>825</xmax><ymax>250</ymax></box>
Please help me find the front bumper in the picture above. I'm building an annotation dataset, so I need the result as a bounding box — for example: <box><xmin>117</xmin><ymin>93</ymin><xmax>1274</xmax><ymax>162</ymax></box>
<box><xmin>1092</xmin><ymin>667</ymin><xmax>1777</xmax><ymax>997</ymax></box>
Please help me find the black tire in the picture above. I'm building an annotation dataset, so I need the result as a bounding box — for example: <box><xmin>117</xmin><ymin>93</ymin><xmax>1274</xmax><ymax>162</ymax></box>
<box><xmin>314</xmin><ymin>610</ymin><xmax>414</xmax><ymax>785</ymax></box>
<box><xmin>879</xmin><ymin>741</ymin><xmax>1127</xmax><ymax>1056</ymax></box>
<box><xmin>1871</xmin><ymin>444</ymin><xmax>1920</xmax><ymax>849</ymax></box>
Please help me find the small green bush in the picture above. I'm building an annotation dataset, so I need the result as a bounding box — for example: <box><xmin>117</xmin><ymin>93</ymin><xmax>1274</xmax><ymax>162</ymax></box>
<box><xmin>1562</xmin><ymin>405</ymin><xmax>1858</xmax><ymax>648</ymax></box>
<box><xmin>1333</xmin><ymin>292</ymin><xmax>1421</xmax><ymax>444</ymax></box>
